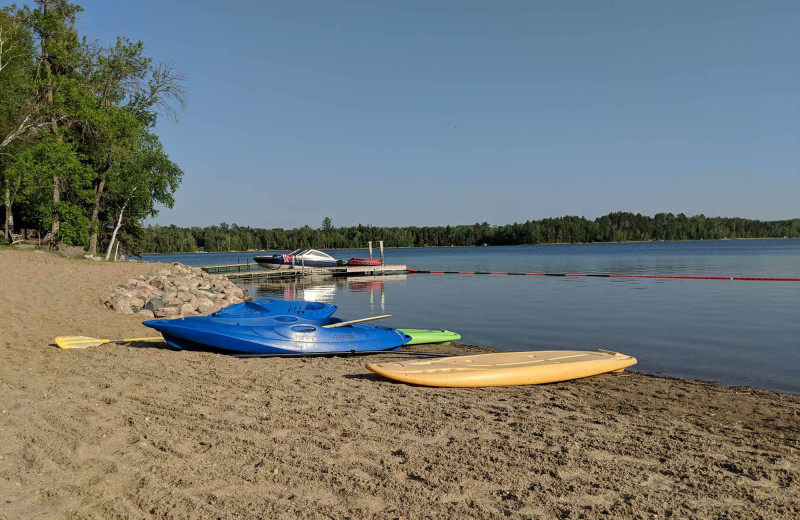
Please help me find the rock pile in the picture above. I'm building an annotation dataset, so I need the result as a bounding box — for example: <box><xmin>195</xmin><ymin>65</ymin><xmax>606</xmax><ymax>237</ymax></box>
<box><xmin>105</xmin><ymin>262</ymin><xmax>252</xmax><ymax>319</ymax></box>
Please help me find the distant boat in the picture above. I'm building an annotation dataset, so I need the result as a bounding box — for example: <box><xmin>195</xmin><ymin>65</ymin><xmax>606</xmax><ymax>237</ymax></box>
<box><xmin>253</xmin><ymin>248</ymin><xmax>340</xmax><ymax>269</ymax></box>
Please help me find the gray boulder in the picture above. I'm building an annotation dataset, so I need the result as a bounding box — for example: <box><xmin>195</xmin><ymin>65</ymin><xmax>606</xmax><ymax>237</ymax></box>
<box><xmin>144</xmin><ymin>297</ymin><xmax>165</xmax><ymax>312</ymax></box>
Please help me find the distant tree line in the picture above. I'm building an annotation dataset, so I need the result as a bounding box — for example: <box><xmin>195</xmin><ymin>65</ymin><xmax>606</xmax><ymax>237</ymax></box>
<box><xmin>1</xmin><ymin>1</ymin><xmax>184</xmax><ymax>257</ymax></box>
<box><xmin>143</xmin><ymin>213</ymin><xmax>800</xmax><ymax>254</ymax></box>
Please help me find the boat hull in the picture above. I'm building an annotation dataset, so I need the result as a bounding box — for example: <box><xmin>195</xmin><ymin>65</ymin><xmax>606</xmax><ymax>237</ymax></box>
<box><xmin>254</xmin><ymin>258</ymin><xmax>340</xmax><ymax>269</ymax></box>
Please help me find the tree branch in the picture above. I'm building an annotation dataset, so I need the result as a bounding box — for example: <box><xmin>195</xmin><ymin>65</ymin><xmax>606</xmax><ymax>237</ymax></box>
<box><xmin>128</xmin><ymin>61</ymin><xmax>186</xmax><ymax>123</ymax></box>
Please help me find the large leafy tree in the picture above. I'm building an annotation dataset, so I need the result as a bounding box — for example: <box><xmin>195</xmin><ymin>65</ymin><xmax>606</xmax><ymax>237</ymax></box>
<box><xmin>0</xmin><ymin>7</ymin><xmax>39</xmax><ymax>241</ymax></box>
<box><xmin>100</xmin><ymin>129</ymin><xmax>181</xmax><ymax>258</ymax></box>
<box><xmin>19</xmin><ymin>0</ymin><xmax>84</xmax><ymax>247</ymax></box>
<box><xmin>80</xmin><ymin>36</ymin><xmax>184</xmax><ymax>255</ymax></box>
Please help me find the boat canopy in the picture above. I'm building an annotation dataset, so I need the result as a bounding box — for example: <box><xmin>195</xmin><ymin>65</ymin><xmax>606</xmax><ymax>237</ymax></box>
<box><xmin>286</xmin><ymin>249</ymin><xmax>336</xmax><ymax>261</ymax></box>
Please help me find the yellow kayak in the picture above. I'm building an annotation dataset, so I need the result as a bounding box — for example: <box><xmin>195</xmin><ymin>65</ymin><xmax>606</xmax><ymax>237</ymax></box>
<box><xmin>365</xmin><ymin>349</ymin><xmax>636</xmax><ymax>387</ymax></box>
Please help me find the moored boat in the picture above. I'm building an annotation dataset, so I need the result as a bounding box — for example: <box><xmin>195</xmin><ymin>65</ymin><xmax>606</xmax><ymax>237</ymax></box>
<box><xmin>253</xmin><ymin>249</ymin><xmax>340</xmax><ymax>270</ymax></box>
<box><xmin>347</xmin><ymin>257</ymin><xmax>382</xmax><ymax>266</ymax></box>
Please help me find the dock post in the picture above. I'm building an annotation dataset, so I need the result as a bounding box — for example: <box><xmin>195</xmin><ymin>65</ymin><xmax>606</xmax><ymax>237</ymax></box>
<box><xmin>368</xmin><ymin>241</ymin><xmax>373</xmax><ymax>259</ymax></box>
<box><xmin>379</xmin><ymin>241</ymin><xmax>384</xmax><ymax>273</ymax></box>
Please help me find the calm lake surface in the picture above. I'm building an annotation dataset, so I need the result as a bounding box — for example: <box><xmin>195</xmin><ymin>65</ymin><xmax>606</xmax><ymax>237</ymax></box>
<box><xmin>142</xmin><ymin>239</ymin><xmax>800</xmax><ymax>394</ymax></box>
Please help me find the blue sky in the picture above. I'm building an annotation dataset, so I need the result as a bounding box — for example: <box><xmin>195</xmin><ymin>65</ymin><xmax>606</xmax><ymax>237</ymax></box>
<box><xmin>73</xmin><ymin>0</ymin><xmax>798</xmax><ymax>228</ymax></box>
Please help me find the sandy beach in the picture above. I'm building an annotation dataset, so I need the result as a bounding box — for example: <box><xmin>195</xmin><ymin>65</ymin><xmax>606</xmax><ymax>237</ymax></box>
<box><xmin>1</xmin><ymin>249</ymin><xmax>798</xmax><ymax>519</ymax></box>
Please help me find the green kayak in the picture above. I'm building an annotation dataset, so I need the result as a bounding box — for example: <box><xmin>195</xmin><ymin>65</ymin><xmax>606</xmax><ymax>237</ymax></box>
<box><xmin>398</xmin><ymin>329</ymin><xmax>461</xmax><ymax>346</ymax></box>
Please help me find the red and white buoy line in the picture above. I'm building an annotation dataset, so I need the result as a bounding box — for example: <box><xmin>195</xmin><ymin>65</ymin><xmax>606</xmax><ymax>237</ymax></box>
<box><xmin>405</xmin><ymin>269</ymin><xmax>800</xmax><ymax>282</ymax></box>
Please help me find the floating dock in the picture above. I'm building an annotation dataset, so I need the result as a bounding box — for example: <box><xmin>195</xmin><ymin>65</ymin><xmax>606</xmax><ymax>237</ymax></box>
<box><xmin>202</xmin><ymin>263</ymin><xmax>407</xmax><ymax>282</ymax></box>
<box><xmin>202</xmin><ymin>263</ymin><xmax>265</xmax><ymax>275</ymax></box>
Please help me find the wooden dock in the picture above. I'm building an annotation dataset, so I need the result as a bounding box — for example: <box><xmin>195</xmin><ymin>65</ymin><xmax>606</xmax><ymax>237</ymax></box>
<box><xmin>201</xmin><ymin>263</ymin><xmax>407</xmax><ymax>282</ymax></box>
<box><xmin>202</xmin><ymin>263</ymin><xmax>264</xmax><ymax>275</ymax></box>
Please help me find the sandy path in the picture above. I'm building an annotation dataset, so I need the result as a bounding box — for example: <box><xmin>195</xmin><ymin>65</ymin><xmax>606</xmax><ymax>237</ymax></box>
<box><xmin>1</xmin><ymin>250</ymin><xmax>798</xmax><ymax>519</ymax></box>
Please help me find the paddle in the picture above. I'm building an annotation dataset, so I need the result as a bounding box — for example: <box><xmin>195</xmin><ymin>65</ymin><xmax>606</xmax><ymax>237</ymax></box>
<box><xmin>321</xmin><ymin>314</ymin><xmax>391</xmax><ymax>328</ymax></box>
<box><xmin>54</xmin><ymin>315</ymin><xmax>390</xmax><ymax>349</ymax></box>
<box><xmin>55</xmin><ymin>336</ymin><xmax>163</xmax><ymax>349</ymax></box>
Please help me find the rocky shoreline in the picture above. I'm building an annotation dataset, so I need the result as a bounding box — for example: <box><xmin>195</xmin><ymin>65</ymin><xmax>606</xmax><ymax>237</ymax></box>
<box><xmin>104</xmin><ymin>262</ymin><xmax>251</xmax><ymax>319</ymax></box>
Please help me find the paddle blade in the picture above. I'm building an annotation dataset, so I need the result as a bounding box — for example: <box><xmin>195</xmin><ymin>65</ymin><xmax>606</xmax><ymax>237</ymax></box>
<box><xmin>55</xmin><ymin>336</ymin><xmax>109</xmax><ymax>349</ymax></box>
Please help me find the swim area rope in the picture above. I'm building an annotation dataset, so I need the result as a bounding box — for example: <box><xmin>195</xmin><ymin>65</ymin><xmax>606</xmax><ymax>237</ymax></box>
<box><xmin>405</xmin><ymin>270</ymin><xmax>800</xmax><ymax>282</ymax></box>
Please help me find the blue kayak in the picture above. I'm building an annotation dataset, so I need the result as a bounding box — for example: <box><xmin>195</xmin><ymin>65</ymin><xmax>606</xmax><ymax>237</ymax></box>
<box><xmin>209</xmin><ymin>298</ymin><xmax>337</xmax><ymax>324</ymax></box>
<box><xmin>143</xmin><ymin>305</ymin><xmax>410</xmax><ymax>355</ymax></box>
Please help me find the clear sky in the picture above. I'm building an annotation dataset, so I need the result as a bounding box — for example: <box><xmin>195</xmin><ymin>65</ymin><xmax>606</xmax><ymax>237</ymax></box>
<box><xmin>73</xmin><ymin>0</ymin><xmax>798</xmax><ymax>228</ymax></box>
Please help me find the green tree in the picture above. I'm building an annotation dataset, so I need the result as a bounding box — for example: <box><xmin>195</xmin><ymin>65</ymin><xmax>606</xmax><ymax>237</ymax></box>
<box><xmin>0</xmin><ymin>7</ymin><xmax>38</xmax><ymax>242</ymax></box>
<box><xmin>101</xmin><ymin>130</ymin><xmax>182</xmax><ymax>259</ymax></box>
<box><xmin>20</xmin><ymin>0</ymin><xmax>84</xmax><ymax>247</ymax></box>
<box><xmin>82</xmin><ymin>37</ymin><xmax>185</xmax><ymax>255</ymax></box>
<box><xmin>10</xmin><ymin>135</ymin><xmax>92</xmax><ymax>245</ymax></box>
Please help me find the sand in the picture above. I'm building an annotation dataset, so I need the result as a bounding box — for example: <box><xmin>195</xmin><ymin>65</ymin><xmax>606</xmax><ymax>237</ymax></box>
<box><xmin>1</xmin><ymin>249</ymin><xmax>798</xmax><ymax>519</ymax></box>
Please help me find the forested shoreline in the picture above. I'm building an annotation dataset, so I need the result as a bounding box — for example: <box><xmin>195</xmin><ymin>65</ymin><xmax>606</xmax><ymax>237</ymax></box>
<box><xmin>144</xmin><ymin>212</ymin><xmax>800</xmax><ymax>254</ymax></box>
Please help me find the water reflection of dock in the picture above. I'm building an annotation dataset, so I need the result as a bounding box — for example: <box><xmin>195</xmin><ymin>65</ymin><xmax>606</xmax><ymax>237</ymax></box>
<box><xmin>242</xmin><ymin>274</ymin><xmax>407</xmax><ymax>310</ymax></box>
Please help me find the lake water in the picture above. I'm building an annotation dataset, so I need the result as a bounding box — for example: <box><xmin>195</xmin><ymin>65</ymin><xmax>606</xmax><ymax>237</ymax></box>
<box><xmin>142</xmin><ymin>239</ymin><xmax>800</xmax><ymax>394</ymax></box>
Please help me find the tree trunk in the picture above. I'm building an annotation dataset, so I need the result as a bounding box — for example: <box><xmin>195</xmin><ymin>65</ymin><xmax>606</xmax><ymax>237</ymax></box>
<box><xmin>48</xmin><ymin>131</ymin><xmax>62</xmax><ymax>249</ymax></box>
<box><xmin>42</xmin><ymin>1</ymin><xmax>60</xmax><ymax>250</ymax></box>
<box><xmin>105</xmin><ymin>203</ymin><xmax>126</xmax><ymax>260</ymax></box>
<box><xmin>4</xmin><ymin>183</ymin><xmax>11</xmax><ymax>242</ymax></box>
<box><xmin>87</xmin><ymin>166</ymin><xmax>109</xmax><ymax>255</ymax></box>
<box><xmin>49</xmin><ymin>173</ymin><xmax>59</xmax><ymax>248</ymax></box>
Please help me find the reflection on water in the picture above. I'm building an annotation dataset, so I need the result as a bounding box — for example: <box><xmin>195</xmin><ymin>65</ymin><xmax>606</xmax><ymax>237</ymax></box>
<box><xmin>248</xmin><ymin>274</ymin><xmax>408</xmax><ymax>314</ymax></box>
